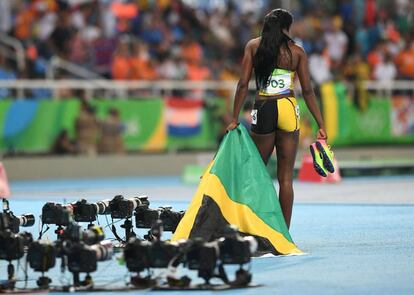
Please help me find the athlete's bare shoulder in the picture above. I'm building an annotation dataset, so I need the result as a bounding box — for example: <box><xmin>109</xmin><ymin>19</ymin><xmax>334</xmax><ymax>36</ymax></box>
<box><xmin>246</xmin><ymin>37</ymin><xmax>261</xmax><ymax>55</ymax></box>
<box><xmin>289</xmin><ymin>42</ymin><xmax>306</xmax><ymax>57</ymax></box>
<box><xmin>247</xmin><ymin>37</ymin><xmax>261</xmax><ymax>47</ymax></box>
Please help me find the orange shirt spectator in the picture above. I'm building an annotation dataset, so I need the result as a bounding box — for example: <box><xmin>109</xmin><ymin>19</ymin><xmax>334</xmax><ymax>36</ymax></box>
<box><xmin>187</xmin><ymin>61</ymin><xmax>210</xmax><ymax>81</ymax></box>
<box><xmin>111</xmin><ymin>39</ymin><xmax>132</xmax><ymax>80</ymax></box>
<box><xmin>367</xmin><ymin>51</ymin><xmax>381</xmax><ymax>69</ymax></box>
<box><xmin>130</xmin><ymin>42</ymin><xmax>158</xmax><ymax>80</ymax></box>
<box><xmin>395</xmin><ymin>42</ymin><xmax>414</xmax><ymax>79</ymax></box>
<box><xmin>14</xmin><ymin>7</ymin><xmax>35</xmax><ymax>40</ymax></box>
<box><xmin>182</xmin><ymin>40</ymin><xmax>203</xmax><ymax>63</ymax></box>
<box><xmin>130</xmin><ymin>57</ymin><xmax>158</xmax><ymax>80</ymax></box>
<box><xmin>111</xmin><ymin>56</ymin><xmax>131</xmax><ymax>80</ymax></box>
<box><xmin>187</xmin><ymin>60</ymin><xmax>211</xmax><ymax>99</ymax></box>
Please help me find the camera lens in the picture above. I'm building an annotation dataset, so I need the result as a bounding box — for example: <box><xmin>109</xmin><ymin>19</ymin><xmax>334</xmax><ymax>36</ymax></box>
<box><xmin>243</xmin><ymin>236</ymin><xmax>258</xmax><ymax>254</ymax></box>
<box><xmin>18</xmin><ymin>213</ymin><xmax>35</xmax><ymax>227</ymax></box>
<box><xmin>96</xmin><ymin>200</ymin><xmax>110</xmax><ymax>215</ymax></box>
<box><xmin>90</xmin><ymin>240</ymin><xmax>113</xmax><ymax>261</ymax></box>
<box><xmin>83</xmin><ymin>225</ymin><xmax>104</xmax><ymax>245</ymax></box>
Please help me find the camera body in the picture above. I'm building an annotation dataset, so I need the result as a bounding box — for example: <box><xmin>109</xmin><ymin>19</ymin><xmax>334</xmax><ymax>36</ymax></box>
<box><xmin>0</xmin><ymin>230</ymin><xmax>32</xmax><ymax>261</ymax></box>
<box><xmin>135</xmin><ymin>206</ymin><xmax>184</xmax><ymax>232</ymax></box>
<box><xmin>149</xmin><ymin>240</ymin><xmax>179</xmax><ymax>268</ymax></box>
<box><xmin>124</xmin><ymin>238</ymin><xmax>152</xmax><ymax>272</ymax></box>
<box><xmin>124</xmin><ymin>220</ymin><xmax>179</xmax><ymax>272</ymax></box>
<box><xmin>27</xmin><ymin>240</ymin><xmax>56</xmax><ymax>272</ymax></box>
<box><xmin>67</xmin><ymin>240</ymin><xmax>113</xmax><ymax>273</ymax></box>
<box><xmin>72</xmin><ymin>199</ymin><xmax>97</xmax><ymax>223</ymax></box>
<box><xmin>0</xmin><ymin>212</ymin><xmax>35</xmax><ymax>233</ymax></box>
<box><xmin>63</xmin><ymin>223</ymin><xmax>104</xmax><ymax>245</ymax></box>
<box><xmin>218</xmin><ymin>235</ymin><xmax>257</xmax><ymax>265</ymax></box>
<box><xmin>72</xmin><ymin>199</ymin><xmax>110</xmax><ymax>223</ymax></box>
<box><xmin>186</xmin><ymin>238</ymin><xmax>218</xmax><ymax>274</ymax></box>
<box><xmin>124</xmin><ymin>237</ymin><xmax>179</xmax><ymax>271</ymax></box>
<box><xmin>42</xmin><ymin>202</ymin><xmax>73</xmax><ymax>226</ymax></box>
<box><xmin>67</xmin><ymin>243</ymin><xmax>98</xmax><ymax>273</ymax></box>
<box><xmin>109</xmin><ymin>195</ymin><xmax>149</xmax><ymax>219</ymax></box>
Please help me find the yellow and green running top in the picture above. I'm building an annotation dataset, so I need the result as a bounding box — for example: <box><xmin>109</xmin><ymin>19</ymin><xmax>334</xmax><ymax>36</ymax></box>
<box><xmin>172</xmin><ymin>124</ymin><xmax>302</xmax><ymax>255</ymax></box>
<box><xmin>258</xmin><ymin>68</ymin><xmax>295</xmax><ymax>97</ymax></box>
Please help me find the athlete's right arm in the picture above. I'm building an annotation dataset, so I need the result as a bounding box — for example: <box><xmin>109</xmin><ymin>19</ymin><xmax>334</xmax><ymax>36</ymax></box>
<box><xmin>227</xmin><ymin>40</ymin><xmax>254</xmax><ymax>131</ymax></box>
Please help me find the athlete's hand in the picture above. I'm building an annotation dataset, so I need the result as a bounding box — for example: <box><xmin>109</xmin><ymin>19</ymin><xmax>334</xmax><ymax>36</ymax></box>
<box><xmin>226</xmin><ymin>120</ymin><xmax>238</xmax><ymax>131</ymax></box>
<box><xmin>317</xmin><ymin>128</ymin><xmax>328</xmax><ymax>140</ymax></box>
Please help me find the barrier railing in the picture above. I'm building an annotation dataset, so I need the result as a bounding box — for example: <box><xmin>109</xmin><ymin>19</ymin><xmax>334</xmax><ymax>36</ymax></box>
<box><xmin>0</xmin><ymin>34</ymin><xmax>26</xmax><ymax>72</ymax></box>
<box><xmin>0</xmin><ymin>79</ymin><xmax>413</xmax><ymax>99</ymax></box>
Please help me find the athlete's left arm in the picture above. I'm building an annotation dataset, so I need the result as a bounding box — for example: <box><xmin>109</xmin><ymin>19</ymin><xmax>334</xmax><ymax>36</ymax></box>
<box><xmin>296</xmin><ymin>46</ymin><xmax>327</xmax><ymax>139</ymax></box>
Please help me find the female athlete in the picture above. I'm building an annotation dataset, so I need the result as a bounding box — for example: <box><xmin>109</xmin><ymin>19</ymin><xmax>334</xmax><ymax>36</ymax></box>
<box><xmin>227</xmin><ymin>8</ymin><xmax>327</xmax><ymax>228</ymax></box>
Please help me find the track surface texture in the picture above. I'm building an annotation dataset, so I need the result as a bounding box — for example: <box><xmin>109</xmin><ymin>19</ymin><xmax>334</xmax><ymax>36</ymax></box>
<box><xmin>2</xmin><ymin>175</ymin><xmax>414</xmax><ymax>294</ymax></box>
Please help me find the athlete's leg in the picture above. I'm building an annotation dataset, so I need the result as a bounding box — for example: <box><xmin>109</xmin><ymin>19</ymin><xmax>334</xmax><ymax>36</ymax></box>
<box><xmin>250</xmin><ymin>131</ymin><xmax>276</xmax><ymax>165</ymax></box>
<box><xmin>275</xmin><ymin>129</ymin><xmax>299</xmax><ymax>229</ymax></box>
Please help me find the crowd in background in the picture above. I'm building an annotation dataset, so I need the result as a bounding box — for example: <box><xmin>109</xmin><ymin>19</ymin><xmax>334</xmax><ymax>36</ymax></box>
<box><xmin>0</xmin><ymin>0</ymin><xmax>414</xmax><ymax>90</ymax></box>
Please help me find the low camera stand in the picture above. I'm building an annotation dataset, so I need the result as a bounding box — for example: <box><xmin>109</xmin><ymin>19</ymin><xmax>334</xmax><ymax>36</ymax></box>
<box><xmin>0</xmin><ymin>262</ymin><xmax>17</xmax><ymax>291</ymax></box>
<box><xmin>72</xmin><ymin>272</ymin><xmax>94</xmax><ymax>287</ymax></box>
<box><xmin>120</xmin><ymin>219</ymin><xmax>136</xmax><ymax>242</ymax></box>
<box><xmin>36</xmin><ymin>274</ymin><xmax>52</xmax><ymax>289</ymax></box>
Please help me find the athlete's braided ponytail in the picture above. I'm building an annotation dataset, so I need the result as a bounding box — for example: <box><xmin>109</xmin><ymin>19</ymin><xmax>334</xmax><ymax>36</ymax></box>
<box><xmin>254</xmin><ymin>9</ymin><xmax>293</xmax><ymax>89</ymax></box>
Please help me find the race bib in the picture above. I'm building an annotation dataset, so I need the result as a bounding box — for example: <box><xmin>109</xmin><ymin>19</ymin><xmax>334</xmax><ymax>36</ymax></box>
<box><xmin>251</xmin><ymin>109</ymin><xmax>257</xmax><ymax>125</ymax></box>
<box><xmin>263</xmin><ymin>73</ymin><xmax>291</xmax><ymax>95</ymax></box>
<box><xmin>295</xmin><ymin>104</ymin><xmax>300</xmax><ymax>119</ymax></box>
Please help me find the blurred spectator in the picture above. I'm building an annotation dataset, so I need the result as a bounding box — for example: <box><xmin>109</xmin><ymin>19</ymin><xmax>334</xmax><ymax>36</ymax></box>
<box><xmin>373</xmin><ymin>53</ymin><xmax>397</xmax><ymax>81</ymax></box>
<box><xmin>14</xmin><ymin>1</ymin><xmax>35</xmax><ymax>41</ymax></box>
<box><xmin>111</xmin><ymin>36</ymin><xmax>132</xmax><ymax>80</ymax></box>
<box><xmin>343</xmin><ymin>53</ymin><xmax>370</xmax><ymax>110</ymax></box>
<box><xmin>367</xmin><ymin>40</ymin><xmax>387</xmax><ymax>71</ymax></box>
<box><xmin>309</xmin><ymin>48</ymin><xmax>332</xmax><ymax>86</ymax></box>
<box><xmin>69</xmin><ymin>29</ymin><xmax>91</xmax><ymax>66</ymax></box>
<box><xmin>0</xmin><ymin>0</ymin><xmax>413</xmax><ymax>91</ymax></box>
<box><xmin>216</xmin><ymin>62</ymin><xmax>238</xmax><ymax>100</ymax></box>
<box><xmin>52</xmin><ymin>130</ymin><xmax>77</xmax><ymax>155</ymax></box>
<box><xmin>0</xmin><ymin>51</ymin><xmax>17</xmax><ymax>98</ymax></box>
<box><xmin>181</xmin><ymin>37</ymin><xmax>203</xmax><ymax>63</ymax></box>
<box><xmin>98</xmin><ymin>108</ymin><xmax>125</xmax><ymax>154</ymax></box>
<box><xmin>157</xmin><ymin>53</ymin><xmax>187</xmax><ymax>80</ymax></box>
<box><xmin>0</xmin><ymin>0</ymin><xmax>12</xmax><ymax>34</ymax></box>
<box><xmin>186</xmin><ymin>59</ymin><xmax>211</xmax><ymax>99</ymax></box>
<box><xmin>130</xmin><ymin>41</ymin><xmax>158</xmax><ymax>80</ymax></box>
<box><xmin>394</xmin><ymin>40</ymin><xmax>414</xmax><ymax>79</ymax></box>
<box><xmin>49</xmin><ymin>11</ymin><xmax>74</xmax><ymax>58</ymax></box>
<box><xmin>324</xmin><ymin>16</ymin><xmax>348</xmax><ymax>71</ymax></box>
<box><xmin>75</xmin><ymin>101</ymin><xmax>99</xmax><ymax>155</ymax></box>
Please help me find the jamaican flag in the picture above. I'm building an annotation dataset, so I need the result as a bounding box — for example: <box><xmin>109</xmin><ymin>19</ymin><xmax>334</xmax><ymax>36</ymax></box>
<box><xmin>172</xmin><ymin>125</ymin><xmax>302</xmax><ymax>255</ymax></box>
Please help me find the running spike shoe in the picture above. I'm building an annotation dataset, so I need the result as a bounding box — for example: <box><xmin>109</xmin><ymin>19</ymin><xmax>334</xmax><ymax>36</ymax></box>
<box><xmin>310</xmin><ymin>143</ymin><xmax>328</xmax><ymax>177</ymax></box>
<box><xmin>316</xmin><ymin>140</ymin><xmax>335</xmax><ymax>173</ymax></box>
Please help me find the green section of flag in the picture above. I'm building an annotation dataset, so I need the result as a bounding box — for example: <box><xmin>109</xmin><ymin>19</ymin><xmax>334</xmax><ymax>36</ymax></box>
<box><xmin>210</xmin><ymin>124</ymin><xmax>292</xmax><ymax>242</ymax></box>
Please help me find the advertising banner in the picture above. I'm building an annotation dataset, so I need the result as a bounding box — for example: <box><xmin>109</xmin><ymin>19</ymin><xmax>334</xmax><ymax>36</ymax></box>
<box><xmin>167</xmin><ymin>97</ymin><xmax>225</xmax><ymax>150</ymax></box>
<box><xmin>0</xmin><ymin>100</ymin><xmax>79</xmax><ymax>153</ymax></box>
<box><xmin>93</xmin><ymin>99</ymin><xmax>166</xmax><ymax>151</ymax></box>
<box><xmin>390</xmin><ymin>95</ymin><xmax>414</xmax><ymax>141</ymax></box>
<box><xmin>1</xmin><ymin>90</ymin><xmax>413</xmax><ymax>154</ymax></box>
<box><xmin>0</xmin><ymin>99</ymin><xmax>166</xmax><ymax>153</ymax></box>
